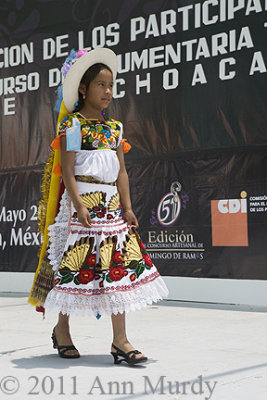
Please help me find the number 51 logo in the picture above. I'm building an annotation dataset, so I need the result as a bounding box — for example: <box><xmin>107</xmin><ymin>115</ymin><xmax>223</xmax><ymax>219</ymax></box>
<box><xmin>157</xmin><ymin>182</ymin><xmax>182</xmax><ymax>226</ymax></box>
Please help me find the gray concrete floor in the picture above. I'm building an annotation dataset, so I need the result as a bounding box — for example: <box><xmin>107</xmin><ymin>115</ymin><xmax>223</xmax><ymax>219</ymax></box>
<box><xmin>1</xmin><ymin>293</ymin><xmax>267</xmax><ymax>400</ymax></box>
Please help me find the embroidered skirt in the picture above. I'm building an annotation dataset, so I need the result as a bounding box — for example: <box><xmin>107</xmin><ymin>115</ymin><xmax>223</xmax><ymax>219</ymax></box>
<box><xmin>44</xmin><ymin>179</ymin><xmax>169</xmax><ymax>317</ymax></box>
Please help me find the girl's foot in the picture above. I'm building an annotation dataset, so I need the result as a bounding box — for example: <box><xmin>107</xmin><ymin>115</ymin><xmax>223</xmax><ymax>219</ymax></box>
<box><xmin>53</xmin><ymin>325</ymin><xmax>80</xmax><ymax>357</ymax></box>
<box><xmin>111</xmin><ymin>340</ymin><xmax>147</xmax><ymax>362</ymax></box>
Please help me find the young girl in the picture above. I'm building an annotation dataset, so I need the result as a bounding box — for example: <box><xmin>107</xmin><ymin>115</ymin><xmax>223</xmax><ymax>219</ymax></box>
<box><xmin>28</xmin><ymin>48</ymin><xmax>169</xmax><ymax>365</ymax></box>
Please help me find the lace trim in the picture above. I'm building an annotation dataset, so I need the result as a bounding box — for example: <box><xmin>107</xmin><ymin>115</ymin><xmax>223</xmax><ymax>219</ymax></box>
<box><xmin>47</xmin><ymin>191</ymin><xmax>70</xmax><ymax>272</ymax></box>
<box><xmin>44</xmin><ymin>274</ymin><xmax>169</xmax><ymax>317</ymax></box>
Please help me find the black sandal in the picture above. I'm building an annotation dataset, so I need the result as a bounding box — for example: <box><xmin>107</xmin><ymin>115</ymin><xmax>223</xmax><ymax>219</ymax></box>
<box><xmin>51</xmin><ymin>328</ymin><xmax>80</xmax><ymax>359</ymax></box>
<box><xmin>111</xmin><ymin>343</ymin><xmax>148</xmax><ymax>365</ymax></box>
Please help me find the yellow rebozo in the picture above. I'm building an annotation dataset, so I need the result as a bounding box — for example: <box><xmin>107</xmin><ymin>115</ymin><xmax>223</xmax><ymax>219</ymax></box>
<box><xmin>28</xmin><ymin>101</ymin><xmax>69</xmax><ymax>307</ymax></box>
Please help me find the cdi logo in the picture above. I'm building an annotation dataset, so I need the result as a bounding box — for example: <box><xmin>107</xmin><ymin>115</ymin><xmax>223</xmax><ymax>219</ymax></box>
<box><xmin>217</xmin><ymin>199</ymin><xmax>247</xmax><ymax>214</ymax></box>
<box><xmin>211</xmin><ymin>192</ymin><xmax>248</xmax><ymax>246</ymax></box>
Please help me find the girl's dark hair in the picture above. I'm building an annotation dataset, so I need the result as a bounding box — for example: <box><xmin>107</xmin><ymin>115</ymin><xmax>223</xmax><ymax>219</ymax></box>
<box><xmin>73</xmin><ymin>63</ymin><xmax>112</xmax><ymax>112</ymax></box>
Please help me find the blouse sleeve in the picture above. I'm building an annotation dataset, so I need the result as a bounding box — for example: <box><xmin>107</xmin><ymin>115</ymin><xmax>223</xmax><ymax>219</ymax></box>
<box><xmin>57</xmin><ymin>114</ymin><xmax>73</xmax><ymax>134</ymax></box>
<box><xmin>51</xmin><ymin>114</ymin><xmax>73</xmax><ymax>149</ymax></box>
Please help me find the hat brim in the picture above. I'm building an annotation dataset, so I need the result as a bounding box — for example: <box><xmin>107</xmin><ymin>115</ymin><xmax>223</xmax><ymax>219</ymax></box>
<box><xmin>63</xmin><ymin>48</ymin><xmax>117</xmax><ymax>112</ymax></box>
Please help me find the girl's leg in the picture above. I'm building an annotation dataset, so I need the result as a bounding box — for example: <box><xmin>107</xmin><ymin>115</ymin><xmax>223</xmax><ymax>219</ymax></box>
<box><xmin>111</xmin><ymin>312</ymin><xmax>146</xmax><ymax>360</ymax></box>
<box><xmin>54</xmin><ymin>312</ymin><xmax>79</xmax><ymax>356</ymax></box>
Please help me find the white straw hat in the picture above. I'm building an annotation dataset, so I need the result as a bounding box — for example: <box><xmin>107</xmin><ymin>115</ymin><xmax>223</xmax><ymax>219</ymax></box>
<box><xmin>63</xmin><ymin>47</ymin><xmax>117</xmax><ymax>112</ymax></box>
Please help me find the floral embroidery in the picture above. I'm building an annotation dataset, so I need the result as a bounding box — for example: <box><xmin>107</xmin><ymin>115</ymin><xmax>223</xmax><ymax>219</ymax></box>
<box><xmin>72</xmin><ymin>192</ymin><xmax>122</xmax><ymax>222</ymax></box>
<box><xmin>77</xmin><ymin>268</ymin><xmax>94</xmax><ymax>284</ymax></box>
<box><xmin>108</xmin><ymin>193</ymin><xmax>120</xmax><ymax>211</ymax></box>
<box><xmin>54</xmin><ymin>270</ymin><xmax>160</xmax><ymax>296</ymax></box>
<box><xmin>54</xmin><ymin>271</ymin><xmax>160</xmax><ymax>299</ymax></box>
<box><xmin>143</xmin><ymin>253</ymin><xmax>153</xmax><ymax>267</ymax></box>
<box><xmin>125</xmin><ymin>258</ymin><xmax>151</xmax><ymax>282</ymax></box>
<box><xmin>56</xmin><ymin>267</ymin><xmax>74</xmax><ymax>285</ymax></box>
<box><xmin>107</xmin><ymin>266</ymin><xmax>127</xmax><ymax>282</ymax></box>
<box><xmin>112</xmin><ymin>250</ymin><xmax>123</xmax><ymax>264</ymax></box>
<box><xmin>85</xmin><ymin>253</ymin><xmax>96</xmax><ymax>267</ymax></box>
<box><xmin>120</xmin><ymin>230</ymin><xmax>153</xmax><ymax>282</ymax></box>
<box><xmin>55</xmin><ymin>231</ymin><xmax>153</xmax><ymax>287</ymax></box>
<box><xmin>59</xmin><ymin>237</ymin><xmax>94</xmax><ymax>271</ymax></box>
<box><xmin>57</xmin><ymin>248</ymin><xmax>97</xmax><ymax>286</ymax></box>
<box><xmin>92</xmin><ymin>139</ymin><xmax>99</xmax><ymax>148</ymax></box>
<box><xmin>72</xmin><ymin>192</ymin><xmax>121</xmax><ymax>224</ymax></box>
<box><xmin>122</xmin><ymin>229</ymin><xmax>143</xmax><ymax>267</ymax></box>
<box><xmin>58</xmin><ymin>113</ymin><xmax>122</xmax><ymax>151</ymax></box>
<box><xmin>105</xmin><ymin>249</ymin><xmax>127</xmax><ymax>283</ymax></box>
<box><xmin>80</xmin><ymin>191</ymin><xmax>105</xmax><ymax>209</ymax></box>
<box><xmin>99</xmin><ymin>236</ymin><xmax>117</xmax><ymax>270</ymax></box>
<box><xmin>138</xmin><ymin>238</ymin><xmax>153</xmax><ymax>267</ymax></box>
<box><xmin>80</xmin><ymin>192</ymin><xmax>107</xmax><ymax>219</ymax></box>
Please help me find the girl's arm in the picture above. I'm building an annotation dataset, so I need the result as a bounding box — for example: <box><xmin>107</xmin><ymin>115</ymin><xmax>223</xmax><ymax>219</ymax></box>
<box><xmin>116</xmin><ymin>143</ymin><xmax>139</xmax><ymax>228</ymax></box>
<box><xmin>60</xmin><ymin>136</ymin><xmax>92</xmax><ymax>228</ymax></box>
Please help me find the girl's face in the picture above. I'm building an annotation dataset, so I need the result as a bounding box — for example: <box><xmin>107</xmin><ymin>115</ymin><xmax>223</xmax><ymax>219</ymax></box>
<box><xmin>79</xmin><ymin>68</ymin><xmax>113</xmax><ymax>111</ymax></box>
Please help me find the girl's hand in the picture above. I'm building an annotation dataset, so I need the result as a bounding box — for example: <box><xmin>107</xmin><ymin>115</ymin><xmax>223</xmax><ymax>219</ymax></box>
<box><xmin>77</xmin><ymin>205</ymin><xmax>92</xmax><ymax>228</ymax></box>
<box><xmin>123</xmin><ymin>209</ymin><xmax>139</xmax><ymax>228</ymax></box>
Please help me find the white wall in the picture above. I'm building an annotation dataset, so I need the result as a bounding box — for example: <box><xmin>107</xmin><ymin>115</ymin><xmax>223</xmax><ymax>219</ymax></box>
<box><xmin>164</xmin><ymin>276</ymin><xmax>267</xmax><ymax>306</ymax></box>
<box><xmin>1</xmin><ymin>272</ymin><xmax>267</xmax><ymax>307</ymax></box>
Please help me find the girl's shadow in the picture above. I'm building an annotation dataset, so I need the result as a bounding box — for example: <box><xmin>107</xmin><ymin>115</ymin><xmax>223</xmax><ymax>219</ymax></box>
<box><xmin>11</xmin><ymin>353</ymin><xmax>154</xmax><ymax>369</ymax></box>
